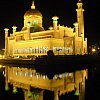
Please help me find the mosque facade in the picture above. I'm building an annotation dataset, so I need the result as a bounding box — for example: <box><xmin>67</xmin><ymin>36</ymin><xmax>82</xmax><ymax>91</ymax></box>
<box><xmin>4</xmin><ymin>0</ymin><xmax>87</xmax><ymax>58</ymax></box>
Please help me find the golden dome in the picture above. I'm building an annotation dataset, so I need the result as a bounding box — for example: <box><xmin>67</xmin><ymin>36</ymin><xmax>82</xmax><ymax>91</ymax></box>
<box><xmin>24</xmin><ymin>9</ymin><xmax>42</xmax><ymax>17</ymax></box>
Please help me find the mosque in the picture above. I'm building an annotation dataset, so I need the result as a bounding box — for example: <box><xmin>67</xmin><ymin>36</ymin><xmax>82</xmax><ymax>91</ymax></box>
<box><xmin>4</xmin><ymin>0</ymin><xmax>87</xmax><ymax>58</ymax></box>
<box><xmin>3</xmin><ymin>1</ymin><xmax>88</xmax><ymax>100</ymax></box>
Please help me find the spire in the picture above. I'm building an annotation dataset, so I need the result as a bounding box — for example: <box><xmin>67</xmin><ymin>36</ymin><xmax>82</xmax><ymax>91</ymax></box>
<box><xmin>31</xmin><ymin>0</ymin><xmax>35</xmax><ymax>9</ymax></box>
<box><xmin>78</xmin><ymin>0</ymin><xmax>82</xmax><ymax>3</ymax></box>
<box><xmin>77</xmin><ymin>0</ymin><xmax>83</xmax><ymax>9</ymax></box>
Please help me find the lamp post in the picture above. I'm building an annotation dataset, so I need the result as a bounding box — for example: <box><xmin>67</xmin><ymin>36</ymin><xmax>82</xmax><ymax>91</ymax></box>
<box><xmin>92</xmin><ymin>48</ymin><xmax>96</xmax><ymax>55</ymax></box>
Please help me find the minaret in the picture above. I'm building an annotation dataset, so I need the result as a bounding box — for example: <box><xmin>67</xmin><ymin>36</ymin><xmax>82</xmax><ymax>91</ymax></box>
<box><xmin>76</xmin><ymin>0</ymin><xmax>84</xmax><ymax>38</ymax></box>
<box><xmin>4</xmin><ymin>28</ymin><xmax>9</xmax><ymax>58</ymax></box>
<box><xmin>52</xmin><ymin>16</ymin><xmax>59</xmax><ymax>31</ymax></box>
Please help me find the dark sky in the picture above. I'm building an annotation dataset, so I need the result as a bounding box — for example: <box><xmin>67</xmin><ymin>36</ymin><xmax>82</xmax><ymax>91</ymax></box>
<box><xmin>0</xmin><ymin>0</ymin><xmax>99</xmax><ymax>49</ymax></box>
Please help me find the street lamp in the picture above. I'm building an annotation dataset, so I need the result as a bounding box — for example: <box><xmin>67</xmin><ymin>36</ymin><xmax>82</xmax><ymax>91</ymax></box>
<box><xmin>92</xmin><ymin>48</ymin><xmax>96</xmax><ymax>55</ymax></box>
<box><xmin>92</xmin><ymin>48</ymin><xmax>96</xmax><ymax>52</ymax></box>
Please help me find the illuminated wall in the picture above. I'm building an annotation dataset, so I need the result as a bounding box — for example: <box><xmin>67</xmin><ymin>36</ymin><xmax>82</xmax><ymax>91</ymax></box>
<box><xmin>5</xmin><ymin>0</ymin><xmax>87</xmax><ymax>58</ymax></box>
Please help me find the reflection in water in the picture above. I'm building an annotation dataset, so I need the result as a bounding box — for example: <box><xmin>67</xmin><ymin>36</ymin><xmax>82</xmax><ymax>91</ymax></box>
<box><xmin>0</xmin><ymin>64</ymin><xmax>78</xmax><ymax>100</ymax></box>
<box><xmin>0</xmin><ymin>63</ymin><xmax>97</xmax><ymax>100</ymax></box>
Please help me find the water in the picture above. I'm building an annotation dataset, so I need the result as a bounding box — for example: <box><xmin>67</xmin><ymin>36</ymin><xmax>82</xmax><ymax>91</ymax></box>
<box><xmin>0</xmin><ymin>64</ymin><xmax>100</xmax><ymax>100</ymax></box>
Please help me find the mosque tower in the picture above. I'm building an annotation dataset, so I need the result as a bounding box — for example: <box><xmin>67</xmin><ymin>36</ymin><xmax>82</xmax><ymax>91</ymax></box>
<box><xmin>76</xmin><ymin>0</ymin><xmax>84</xmax><ymax>39</ymax></box>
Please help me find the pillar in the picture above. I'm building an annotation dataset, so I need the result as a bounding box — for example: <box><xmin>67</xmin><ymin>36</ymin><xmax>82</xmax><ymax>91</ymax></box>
<box><xmin>5</xmin><ymin>66</ymin><xmax>9</xmax><ymax>91</ymax></box>
<box><xmin>24</xmin><ymin>90</ymin><xmax>29</xmax><ymax>100</ymax></box>
<box><xmin>4</xmin><ymin>28</ymin><xmax>9</xmax><ymax>58</ymax></box>
<box><xmin>24</xmin><ymin>90</ymin><xmax>33</xmax><ymax>100</ymax></box>
<box><xmin>27</xmin><ymin>27</ymin><xmax>31</xmax><ymax>40</ymax></box>
<box><xmin>74</xmin><ymin>71</ymin><xmax>80</xmax><ymax>97</ymax></box>
<box><xmin>79</xmin><ymin>78</ymin><xmax>85</xmax><ymax>100</ymax></box>
<box><xmin>52</xmin><ymin>16</ymin><xmax>59</xmax><ymax>31</ymax></box>
<box><xmin>38</xmin><ymin>91</ymin><xmax>43</xmax><ymax>100</ymax></box>
<box><xmin>79</xmin><ymin>70</ymin><xmax>87</xmax><ymax>100</ymax></box>
<box><xmin>54</xmin><ymin>90</ymin><xmax>59</xmax><ymax>100</ymax></box>
<box><xmin>73</xmin><ymin>22</ymin><xmax>79</xmax><ymax>37</ymax></box>
<box><xmin>74</xmin><ymin>83</ymin><xmax>80</xmax><ymax>96</ymax></box>
<box><xmin>73</xmin><ymin>35</ymin><xmax>76</xmax><ymax>55</ymax></box>
<box><xmin>12</xmin><ymin>26</ymin><xmax>17</xmax><ymax>36</ymax></box>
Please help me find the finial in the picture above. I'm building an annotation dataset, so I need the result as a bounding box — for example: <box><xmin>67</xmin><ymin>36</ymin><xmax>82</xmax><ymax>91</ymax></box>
<box><xmin>31</xmin><ymin>0</ymin><xmax>35</xmax><ymax>9</ymax></box>
<box><xmin>78</xmin><ymin>0</ymin><xmax>82</xmax><ymax>3</ymax></box>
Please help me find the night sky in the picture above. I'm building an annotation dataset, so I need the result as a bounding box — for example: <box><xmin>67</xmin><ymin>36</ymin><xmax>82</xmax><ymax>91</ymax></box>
<box><xmin>0</xmin><ymin>0</ymin><xmax>99</xmax><ymax>50</ymax></box>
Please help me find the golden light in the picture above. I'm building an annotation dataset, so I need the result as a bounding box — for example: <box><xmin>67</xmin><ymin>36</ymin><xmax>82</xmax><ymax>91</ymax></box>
<box><xmin>0</xmin><ymin>55</ymin><xmax>4</xmax><ymax>59</ymax></box>
<box><xmin>92</xmin><ymin>48</ymin><xmax>96</xmax><ymax>52</ymax></box>
<box><xmin>0</xmin><ymin>65</ymin><xmax>2</xmax><ymax>68</ymax></box>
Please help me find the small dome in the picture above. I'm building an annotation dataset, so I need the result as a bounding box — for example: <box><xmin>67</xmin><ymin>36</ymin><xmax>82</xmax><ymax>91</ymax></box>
<box><xmin>24</xmin><ymin>9</ymin><xmax>42</xmax><ymax>17</ymax></box>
